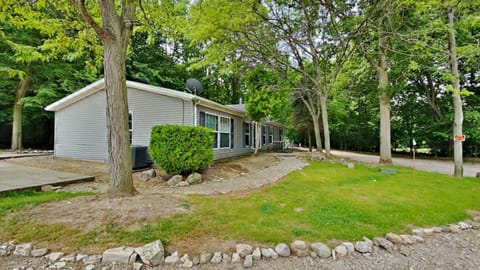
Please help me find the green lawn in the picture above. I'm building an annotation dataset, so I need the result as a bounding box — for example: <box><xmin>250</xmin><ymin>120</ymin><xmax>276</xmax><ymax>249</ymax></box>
<box><xmin>1</xmin><ymin>162</ymin><xmax>479</xmax><ymax>252</ymax></box>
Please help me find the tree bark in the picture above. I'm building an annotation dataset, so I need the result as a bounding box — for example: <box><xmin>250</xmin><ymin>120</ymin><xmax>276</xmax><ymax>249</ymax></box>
<box><xmin>447</xmin><ymin>7</ymin><xmax>463</xmax><ymax>178</ymax></box>
<box><xmin>377</xmin><ymin>36</ymin><xmax>392</xmax><ymax>164</ymax></box>
<box><xmin>253</xmin><ymin>122</ymin><xmax>261</xmax><ymax>156</ymax></box>
<box><xmin>74</xmin><ymin>0</ymin><xmax>138</xmax><ymax>196</ymax></box>
<box><xmin>103</xmin><ymin>38</ymin><xmax>136</xmax><ymax>195</ymax></box>
<box><xmin>11</xmin><ymin>76</ymin><xmax>30</xmax><ymax>151</ymax></box>
<box><xmin>320</xmin><ymin>94</ymin><xmax>331</xmax><ymax>157</ymax></box>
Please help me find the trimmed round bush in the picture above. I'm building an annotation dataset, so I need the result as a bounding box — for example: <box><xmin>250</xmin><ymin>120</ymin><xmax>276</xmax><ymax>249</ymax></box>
<box><xmin>149</xmin><ymin>125</ymin><xmax>214</xmax><ymax>174</ymax></box>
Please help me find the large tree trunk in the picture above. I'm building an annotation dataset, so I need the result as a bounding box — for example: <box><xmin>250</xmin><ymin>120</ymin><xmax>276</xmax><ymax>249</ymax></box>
<box><xmin>11</xmin><ymin>76</ymin><xmax>30</xmax><ymax>151</ymax></box>
<box><xmin>103</xmin><ymin>38</ymin><xmax>136</xmax><ymax>195</ymax></box>
<box><xmin>320</xmin><ymin>94</ymin><xmax>331</xmax><ymax>157</ymax></box>
<box><xmin>377</xmin><ymin>36</ymin><xmax>392</xmax><ymax>164</ymax></box>
<box><xmin>311</xmin><ymin>115</ymin><xmax>323</xmax><ymax>153</ymax></box>
<box><xmin>447</xmin><ymin>7</ymin><xmax>463</xmax><ymax>178</ymax></box>
<box><xmin>253</xmin><ymin>122</ymin><xmax>261</xmax><ymax>156</ymax></box>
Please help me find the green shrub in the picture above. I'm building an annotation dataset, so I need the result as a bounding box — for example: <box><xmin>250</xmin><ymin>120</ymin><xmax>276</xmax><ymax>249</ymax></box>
<box><xmin>149</xmin><ymin>125</ymin><xmax>214</xmax><ymax>174</ymax></box>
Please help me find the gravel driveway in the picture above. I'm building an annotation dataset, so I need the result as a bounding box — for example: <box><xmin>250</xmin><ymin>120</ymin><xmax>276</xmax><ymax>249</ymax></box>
<box><xmin>331</xmin><ymin>150</ymin><xmax>480</xmax><ymax>178</ymax></box>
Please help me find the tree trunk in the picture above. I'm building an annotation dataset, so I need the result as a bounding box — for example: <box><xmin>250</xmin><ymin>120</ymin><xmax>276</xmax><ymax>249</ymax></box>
<box><xmin>253</xmin><ymin>122</ymin><xmax>261</xmax><ymax>156</ymax></box>
<box><xmin>311</xmin><ymin>115</ymin><xmax>323</xmax><ymax>153</ymax></box>
<box><xmin>320</xmin><ymin>94</ymin><xmax>331</xmax><ymax>158</ymax></box>
<box><xmin>308</xmin><ymin>127</ymin><xmax>312</xmax><ymax>152</ymax></box>
<box><xmin>11</xmin><ymin>76</ymin><xmax>30</xmax><ymax>151</ymax></box>
<box><xmin>447</xmin><ymin>7</ymin><xmax>463</xmax><ymax>178</ymax></box>
<box><xmin>103</xmin><ymin>37</ymin><xmax>136</xmax><ymax>196</ymax></box>
<box><xmin>377</xmin><ymin>36</ymin><xmax>392</xmax><ymax>164</ymax></box>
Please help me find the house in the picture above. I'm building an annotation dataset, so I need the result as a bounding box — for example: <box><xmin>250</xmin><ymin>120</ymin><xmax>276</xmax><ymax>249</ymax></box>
<box><xmin>45</xmin><ymin>79</ymin><xmax>284</xmax><ymax>161</ymax></box>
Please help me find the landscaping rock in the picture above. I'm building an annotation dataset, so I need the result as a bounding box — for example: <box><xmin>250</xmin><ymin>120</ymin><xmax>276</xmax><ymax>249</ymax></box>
<box><xmin>0</xmin><ymin>242</ymin><xmax>15</xmax><ymax>256</ymax></box>
<box><xmin>222</xmin><ymin>253</ymin><xmax>231</xmax><ymax>263</ymax></box>
<box><xmin>135</xmin><ymin>240</ymin><xmax>164</xmax><ymax>266</ymax></box>
<box><xmin>31</xmin><ymin>248</ymin><xmax>48</xmax><ymax>257</ymax></box>
<box><xmin>84</xmin><ymin>265</ymin><xmax>95</xmax><ymax>270</ymax></box>
<box><xmin>165</xmin><ymin>251</ymin><xmax>179</xmax><ymax>264</ymax></box>
<box><xmin>45</xmin><ymin>252</ymin><xmax>64</xmax><ymax>262</ymax></box>
<box><xmin>275</xmin><ymin>243</ymin><xmax>291</xmax><ymax>257</ymax></box>
<box><xmin>211</xmin><ymin>252</ymin><xmax>222</xmax><ymax>264</ymax></box>
<box><xmin>459</xmin><ymin>221</ymin><xmax>471</xmax><ymax>230</ymax></box>
<box><xmin>178</xmin><ymin>181</ymin><xmax>190</xmax><ymax>187</ymax></box>
<box><xmin>133</xmin><ymin>262</ymin><xmax>145</xmax><ymax>270</ymax></box>
<box><xmin>186</xmin><ymin>172</ymin><xmax>202</xmax><ymax>184</ymax></box>
<box><xmin>355</xmin><ymin>238</ymin><xmax>373</xmax><ymax>253</ymax></box>
<box><xmin>167</xmin><ymin>175</ymin><xmax>183</xmax><ymax>186</ymax></box>
<box><xmin>76</xmin><ymin>254</ymin><xmax>88</xmax><ymax>262</ymax></box>
<box><xmin>82</xmin><ymin>255</ymin><xmax>102</xmax><ymax>265</ymax></box>
<box><xmin>341</xmin><ymin>242</ymin><xmax>355</xmax><ymax>254</ymax></box>
<box><xmin>449</xmin><ymin>224</ymin><xmax>461</xmax><ymax>233</ymax></box>
<box><xmin>334</xmin><ymin>245</ymin><xmax>347</xmax><ymax>257</ymax></box>
<box><xmin>412</xmin><ymin>235</ymin><xmax>425</xmax><ymax>243</ymax></box>
<box><xmin>243</xmin><ymin>254</ymin><xmax>253</xmax><ymax>268</ymax></box>
<box><xmin>200</xmin><ymin>253</ymin><xmax>212</xmax><ymax>264</ymax></box>
<box><xmin>252</xmin><ymin>247</ymin><xmax>261</xmax><ymax>260</ymax></box>
<box><xmin>261</xmin><ymin>248</ymin><xmax>278</xmax><ymax>259</ymax></box>
<box><xmin>102</xmin><ymin>247</ymin><xmax>136</xmax><ymax>264</ymax></box>
<box><xmin>140</xmin><ymin>169</ymin><xmax>156</xmax><ymax>181</ymax></box>
<box><xmin>60</xmin><ymin>253</ymin><xmax>76</xmax><ymax>262</ymax></box>
<box><xmin>182</xmin><ymin>259</ymin><xmax>193</xmax><ymax>268</ymax></box>
<box><xmin>311</xmin><ymin>242</ymin><xmax>331</xmax><ymax>258</ymax></box>
<box><xmin>232</xmin><ymin>253</ymin><xmax>241</xmax><ymax>263</ymax></box>
<box><xmin>291</xmin><ymin>240</ymin><xmax>309</xmax><ymax>257</ymax></box>
<box><xmin>400</xmin><ymin>235</ymin><xmax>415</xmax><ymax>245</ymax></box>
<box><xmin>374</xmin><ymin>237</ymin><xmax>395</xmax><ymax>253</ymax></box>
<box><xmin>13</xmin><ymin>243</ymin><xmax>33</xmax><ymax>257</ymax></box>
<box><xmin>236</xmin><ymin>244</ymin><xmax>253</xmax><ymax>258</ymax></box>
<box><xmin>192</xmin><ymin>255</ymin><xmax>200</xmax><ymax>265</ymax></box>
<box><xmin>51</xmin><ymin>261</ymin><xmax>66</xmax><ymax>269</ymax></box>
<box><xmin>412</xmin><ymin>228</ymin><xmax>424</xmax><ymax>236</ymax></box>
<box><xmin>386</xmin><ymin>232</ymin><xmax>404</xmax><ymax>245</ymax></box>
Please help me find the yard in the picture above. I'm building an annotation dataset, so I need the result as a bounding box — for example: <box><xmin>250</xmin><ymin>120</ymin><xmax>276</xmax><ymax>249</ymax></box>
<box><xmin>1</xmin><ymin>157</ymin><xmax>479</xmax><ymax>256</ymax></box>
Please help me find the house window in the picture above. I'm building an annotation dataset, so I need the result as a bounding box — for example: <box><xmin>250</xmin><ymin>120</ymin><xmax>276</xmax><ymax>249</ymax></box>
<box><xmin>279</xmin><ymin>128</ymin><xmax>283</xmax><ymax>141</ymax></box>
<box><xmin>128</xmin><ymin>112</ymin><xmax>133</xmax><ymax>144</ymax></box>
<box><xmin>269</xmin><ymin>127</ymin><xmax>274</xmax><ymax>144</ymax></box>
<box><xmin>244</xmin><ymin>122</ymin><xmax>251</xmax><ymax>147</ymax></box>
<box><xmin>203</xmin><ymin>112</ymin><xmax>231</xmax><ymax>149</ymax></box>
<box><xmin>262</xmin><ymin>126</ymin><xmax>266</xmax><ymax>145</ymax></box>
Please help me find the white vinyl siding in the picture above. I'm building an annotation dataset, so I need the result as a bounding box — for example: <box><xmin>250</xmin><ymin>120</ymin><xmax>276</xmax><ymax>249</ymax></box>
<box><xmin>53</xmin><ymin>86</ymin><xmax>193</xmax><ymax>161</ymax></box>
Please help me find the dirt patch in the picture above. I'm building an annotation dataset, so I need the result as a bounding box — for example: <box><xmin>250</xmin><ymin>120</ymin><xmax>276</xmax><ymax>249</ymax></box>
<box><xmin>11</xmin><ymin>193</ymin><xmax>190</xmax><ymax>232</ymax></box>
<box><xmin>3</xmin><ymin>153</ymin><xmax>280</xmax><ymax>235</ymax></box>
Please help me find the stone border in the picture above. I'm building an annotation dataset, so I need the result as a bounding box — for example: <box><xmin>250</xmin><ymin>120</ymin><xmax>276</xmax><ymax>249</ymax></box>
<box><xmin>2</xmin><ymin>217</ymin><xmax>479</xmax><ymax>269</ymax></box>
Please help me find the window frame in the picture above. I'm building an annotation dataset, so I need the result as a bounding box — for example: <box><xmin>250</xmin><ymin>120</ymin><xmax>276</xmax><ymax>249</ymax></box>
<box><xmin>128</xmin><ymin>111</ymin><xmax>133</xmax><ymax>144</ymax></box>
<box><xmin>244</xmin><ymin>122</ymin><xmax>251</xmax><ymax>148</ymax></box>
<box><xmin>204</xmin><ymin>112</ymin><xmax>231</xmax><ymax>149</ymax></box>
<box><xmin>269</xmin><ymin>126</ymin><xmax>274</xmax><ymax>144</ymax></box>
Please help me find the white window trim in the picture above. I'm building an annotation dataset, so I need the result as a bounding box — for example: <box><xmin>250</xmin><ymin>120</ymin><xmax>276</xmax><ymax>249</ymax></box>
<box><xmin>205</xmin><ymin>112</ymin><xmax>231</xmax><ymax>149</ymax></box>
<box><xmin>244</xmin><ymin>122</ymin><xmax>251</xmax><ymax>148</ymax></box>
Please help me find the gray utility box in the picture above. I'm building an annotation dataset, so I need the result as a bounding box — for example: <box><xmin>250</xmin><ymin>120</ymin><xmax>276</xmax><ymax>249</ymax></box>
<box><xmin>131</xmin><ymin>145</ymin><xmax>148</xmax><ymax>169</ymax></box>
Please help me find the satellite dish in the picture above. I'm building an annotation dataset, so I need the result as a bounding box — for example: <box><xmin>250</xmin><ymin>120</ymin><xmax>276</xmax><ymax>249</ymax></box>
<box><xmin>186</xmin><ymin>78</ymin><xmax>203</xmax><ymax>95</ymax></box>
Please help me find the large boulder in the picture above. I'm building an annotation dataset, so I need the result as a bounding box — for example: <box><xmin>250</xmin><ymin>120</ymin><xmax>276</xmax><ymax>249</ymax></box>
<box><xmin>236</xmin><ymin>244</ymin><xmax>253</xmax><ymax>258</ymax></box>
<box><xmin>135</xmin><ymin>240</ymin><xmax>165</xmax><ymax>266</ymax></box>
<box><xmin>275</xmin><ymin>243</ymin><xmax>291</xmax><ymax>257</ymax></box>
<box><xmin>310</xmin><ymin>242</ymin><xmax>331</xmax><ymax>258</ymax></box>
<box><xmin>102</xmin><ymin>247</ymin><xmax>137</xmax><ymax>264</ymax></box>
<box><xmin>167</xmin><ymin>175</ymin><xmax>183</xmax><ymax>186</ymax></box>
<box><xmin>140</xmin><ymin>169</ymin><xmax>157</xmax><ymax>181</ymax></box>
<box><xmin>186</xmin><ymin>172</ymin><xmax>203</xmax><ymax>184</ymax></box>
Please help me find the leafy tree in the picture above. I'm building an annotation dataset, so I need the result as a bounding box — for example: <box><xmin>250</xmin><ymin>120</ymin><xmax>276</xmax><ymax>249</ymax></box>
<box><xmin>0</xmin><ymin>1</ymin><xmax>99</xmax><ymax>151</ymax></box>
<box><xmin>243</xmin><ymin>66</ymin><xmax>288</xmax><ymax>155</ymax></box>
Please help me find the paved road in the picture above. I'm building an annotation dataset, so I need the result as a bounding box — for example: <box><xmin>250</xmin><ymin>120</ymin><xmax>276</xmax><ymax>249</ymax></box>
<box><xmin>331</xmin><ymin>150</ymin><xmax>480</xmax><ymax>178</ymax></box>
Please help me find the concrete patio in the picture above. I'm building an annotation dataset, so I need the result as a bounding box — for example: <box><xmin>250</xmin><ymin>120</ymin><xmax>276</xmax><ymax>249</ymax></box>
<box><xmin>0</xmin><ymin>161</ymin><xmax>94</xmax><ymax>194</ymax></box>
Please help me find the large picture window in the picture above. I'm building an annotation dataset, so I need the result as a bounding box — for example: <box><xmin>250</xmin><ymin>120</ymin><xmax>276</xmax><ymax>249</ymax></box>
<box><xmin>203</xmin><ymin>112</ymin><xmax>231</xmax><ymax>149</ymax></box>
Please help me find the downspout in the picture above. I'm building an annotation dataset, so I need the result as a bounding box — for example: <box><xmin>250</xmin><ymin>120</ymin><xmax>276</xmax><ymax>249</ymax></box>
<box><xmin>193</xmin><ymin>98</ymin><xmax>199</xmax><ymax>126</ymax></box>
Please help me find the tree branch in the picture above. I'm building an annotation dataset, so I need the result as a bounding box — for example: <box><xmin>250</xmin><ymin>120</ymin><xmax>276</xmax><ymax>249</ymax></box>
<box><xmin>70</xmin><ymin>0</ymin><xmax>109</xmax><ymax>40</ymax></box>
